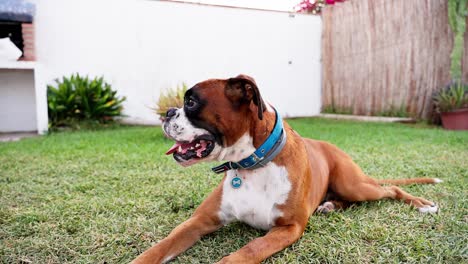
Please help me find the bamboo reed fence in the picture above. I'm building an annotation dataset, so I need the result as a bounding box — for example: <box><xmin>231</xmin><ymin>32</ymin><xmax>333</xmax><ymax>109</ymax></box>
<box><xmin>321</xmin><ymin>0</ymin><xmax>456</xmax><ymax>119</ymax></box>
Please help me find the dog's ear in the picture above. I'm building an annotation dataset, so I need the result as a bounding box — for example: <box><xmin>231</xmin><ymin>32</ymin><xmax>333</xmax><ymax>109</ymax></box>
<box><xmin>225</xmin><ymin>74</ymin><xmax>266</xmax><ymax>120</ymax></box>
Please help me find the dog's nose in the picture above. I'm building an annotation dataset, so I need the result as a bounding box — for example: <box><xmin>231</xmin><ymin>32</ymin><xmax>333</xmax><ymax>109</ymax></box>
<box><xmin>166</xmin><ymin>108</ymin><xmax>177</xmax><ymax>119</ymax></box>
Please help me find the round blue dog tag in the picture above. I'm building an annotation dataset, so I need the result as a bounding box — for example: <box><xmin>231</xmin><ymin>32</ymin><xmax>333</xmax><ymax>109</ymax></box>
<box><xmin>231</xmin><ymin>177</ymin><xmax>242</xmax><ymax>189</ymax></box>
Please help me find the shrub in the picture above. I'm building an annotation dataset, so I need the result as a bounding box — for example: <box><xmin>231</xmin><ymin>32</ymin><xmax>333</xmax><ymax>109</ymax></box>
<box><xmin>154</xmin><ymin>83</ymin><xmax>187</xmax><ymax>120</ymax></box>
<box><xmin>47</xmin><ymin>74</ymin><xmax>126</xmax><ymax>129</ymax></box>
<box><xmin>432</xmin><ymin>81</ymin><xmax>468</xmax><ymax>113</ymax></box>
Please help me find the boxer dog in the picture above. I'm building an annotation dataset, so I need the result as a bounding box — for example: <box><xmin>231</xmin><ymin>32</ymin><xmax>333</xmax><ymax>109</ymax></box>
<box><xmin>132</xmin><ymin>75</ymin><xmax>440</xmax><ymax>263</ymax></box>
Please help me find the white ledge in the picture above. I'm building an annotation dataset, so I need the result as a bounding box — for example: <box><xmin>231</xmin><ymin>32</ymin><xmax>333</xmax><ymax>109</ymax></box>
<box><xmin>319</xmin><ymin>113</ymin><xmax>415</xmax><ymax>123</ymax></box>
<box><xmin>0</xmin><ymin>61</ymin><xmax>36</xmax><ymax>70</ymax></box>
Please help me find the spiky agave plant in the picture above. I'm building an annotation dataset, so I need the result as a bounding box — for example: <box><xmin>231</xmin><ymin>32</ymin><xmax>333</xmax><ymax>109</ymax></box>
<box><xmin>155</xmin><ymin>83</ymin><xmax>188</xmax><ymax>120</ymax></box>
<box><xmin>433</xmin><ymin>81</ymin><xmax>468</xmax><ymax>113</ymax></box>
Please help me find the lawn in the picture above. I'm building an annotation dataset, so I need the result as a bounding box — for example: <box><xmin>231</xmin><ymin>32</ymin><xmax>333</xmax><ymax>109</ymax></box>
<box><xmin>1</xmin><ymin>118</ymin><xmax>467</xmax><ymax>264</ymax></box>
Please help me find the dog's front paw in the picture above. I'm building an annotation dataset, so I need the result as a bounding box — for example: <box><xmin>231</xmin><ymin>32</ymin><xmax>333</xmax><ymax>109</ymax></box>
<box><xmin>417</xmin><ymin>203</ymin><xmax>439</xmax><ymax>213</ymax></box>
<box><xmin>215</xmin><ymin>256</ymin><xmax>233</xmax><ymax>264</ymax></box>
<box><xmin>216</xmin><ymin>255</ymin><xmax>256</xmax><ymax>264</ymax></box>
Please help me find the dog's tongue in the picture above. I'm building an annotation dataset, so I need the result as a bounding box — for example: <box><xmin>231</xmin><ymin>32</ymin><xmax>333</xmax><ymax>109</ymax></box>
<box><xmin>165</xmin><ymin>140</ymin><xmax>209</xmax><ymax>156</ymax></box>
<box><xmin>166</xmin><ymin>142</ymin><xmax>194</xmax><ymax>155</ymax></box>
<box><xmin>166</xmin><ymin>142</ymin><xmax>182</xmax><ymax>155</ymax></box>
<box><xmin>196</xmin><ymin>140</ymin><xmax>208</xmax><ymax>157</ymax></box>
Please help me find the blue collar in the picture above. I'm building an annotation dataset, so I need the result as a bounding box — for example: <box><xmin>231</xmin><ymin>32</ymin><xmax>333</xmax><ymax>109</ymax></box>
<box><xmin>211</xmin><ymin>108</ymin><xmax>287</xmax><ymax>174</ymax></box>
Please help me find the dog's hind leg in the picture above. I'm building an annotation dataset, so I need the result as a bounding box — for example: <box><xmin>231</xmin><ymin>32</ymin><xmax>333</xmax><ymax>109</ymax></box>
<box><xmin>315</xmin><ymin>190</ymin><xmax>351</xmax><ymax>213</ymax></box>
<box><xmin>330</xmin><ymin>157</ymin><xmax>438</xmax><ymax>213</ymax></box>
<box><xmin>339</xmin><ymin>181</ymin><xmax>438</xmax><ymax>213</ymax></box>
<box><xmin>316</xmin><ymin>200</ymin><xmax>351</xmax><ymax>214</ymax></box>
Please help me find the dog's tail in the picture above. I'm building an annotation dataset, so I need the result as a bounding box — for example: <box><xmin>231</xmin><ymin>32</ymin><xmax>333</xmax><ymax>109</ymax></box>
<box><xmin>376</xmin><ymin>177</ymin><xmax>443</xmax><ymax>185</ymax></box>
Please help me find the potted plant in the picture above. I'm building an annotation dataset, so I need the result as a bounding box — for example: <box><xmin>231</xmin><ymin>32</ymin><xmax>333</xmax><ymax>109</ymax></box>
<box><xmin>433</xmin><ymin>81</ymin><xmax>468</xmax><ymax>130</ymax></box>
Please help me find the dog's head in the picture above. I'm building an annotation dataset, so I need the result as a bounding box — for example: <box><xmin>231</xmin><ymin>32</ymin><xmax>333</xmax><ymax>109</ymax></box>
<box><xmin>163</xmin><ymin>74</ymin><xmax>267</xmax><ymax>166</ymax></box>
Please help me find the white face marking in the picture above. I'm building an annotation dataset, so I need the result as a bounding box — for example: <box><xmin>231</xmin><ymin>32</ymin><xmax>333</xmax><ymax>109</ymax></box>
<box><xmin>218</xmin><ymin>163</ymin><xmax>292</xmax><ymax>230</ymax></box>
<box><xmin>163</xmin><ymin>108</ymin><xmax>209</xmax><ymax>142</ymax></box>
<box><xmin>163</xmin><ymin>109</ymin><xmax>257</xmax><ymax>166</ymax></box>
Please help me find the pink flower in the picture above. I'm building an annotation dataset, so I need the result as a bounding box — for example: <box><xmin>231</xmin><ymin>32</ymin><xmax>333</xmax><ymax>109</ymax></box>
<box><xmin>295</xmin><ymin>0</ymin><xmax>340</xmax><ymax>13</ymax></box>
<box><xmin>295</xmin><ymin>0</ymin><xmax>315</xmax><ymax>12</ymax></box>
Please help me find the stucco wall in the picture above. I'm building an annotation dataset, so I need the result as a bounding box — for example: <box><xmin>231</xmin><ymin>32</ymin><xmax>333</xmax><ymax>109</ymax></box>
<box><xmin>33</xmin><ymin>0</ymin><xmax>322</xmax><ymax>126</ymax></box>
<box><xmin>0</xmin><ymin>69</ymin><xmax>37</xmax><ymax>132</ymax></box>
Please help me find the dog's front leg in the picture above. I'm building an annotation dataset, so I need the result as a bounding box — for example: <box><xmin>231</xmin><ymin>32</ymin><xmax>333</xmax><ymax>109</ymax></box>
<box><xmin>132</xmin><ymin>189</ymin><xmax>223</xmax><ymax>264</ymax></box>
<box><xmin>217</xmin><ymin>223</ymin><xmax>305</xmax><ymax>264</ymax></box>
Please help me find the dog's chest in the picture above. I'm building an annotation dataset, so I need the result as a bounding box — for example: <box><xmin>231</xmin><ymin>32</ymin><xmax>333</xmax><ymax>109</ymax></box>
<box><xmin>218</xmin><ymin>163</ymin><xmax>291</xmax><ymax>230</ymax></box>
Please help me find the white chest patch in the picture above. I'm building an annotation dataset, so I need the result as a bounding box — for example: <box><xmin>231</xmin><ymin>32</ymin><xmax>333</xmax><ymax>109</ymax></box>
<box><xmin>218</xmin><ymin>163</ymin><xmax>291</xmax><ymax>230</ymax></box>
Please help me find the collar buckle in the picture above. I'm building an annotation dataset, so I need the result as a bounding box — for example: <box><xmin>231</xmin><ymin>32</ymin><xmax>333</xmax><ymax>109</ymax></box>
<box><xmin>251</xmin><ymin>153</ymin><xmax>262</xmax><ymax>162</ymax></box>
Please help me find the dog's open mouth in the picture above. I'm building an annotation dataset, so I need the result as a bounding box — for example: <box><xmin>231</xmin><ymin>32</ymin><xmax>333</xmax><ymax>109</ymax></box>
<box><xmin>165</xmin><ymin>135</ymin><xmax>215</xmax><ymax>162</ymax></box>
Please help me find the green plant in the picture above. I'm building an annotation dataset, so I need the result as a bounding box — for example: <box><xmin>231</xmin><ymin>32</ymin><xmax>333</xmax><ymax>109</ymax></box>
<box><xmin>448</xmin><ymin>0</ymin><xmax>468</xmax><ymax>79</ymax></box>
<box><xmin>376</xmin><ymin>105</ymin><xmax>409</xmax><ymax>118</ymax></box>
<box><xmin>47</xmin><ymin>74</ymin><xmax>126</xmax><ymax>128</ymax></box>
<box><xmin>321</xmin><ymin>105</ymin><xmax>353</xmax><ymax>115</ymax></box>
<box><xmin>155</xmin><ymin>83</ymin><xmax>188</xmax><ymax>119</ymax></box>
<box><xmin>433</xmin><ymin>81</ymin><xmax>468</xmax><ymax>113</ymax></box>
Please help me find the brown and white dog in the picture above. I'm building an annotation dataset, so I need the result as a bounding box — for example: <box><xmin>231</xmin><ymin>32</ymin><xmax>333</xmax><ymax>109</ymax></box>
<box><xmin>132</xmin><ymin>75</ymin><xmax>440</xmax><ymax>264</ymax></box>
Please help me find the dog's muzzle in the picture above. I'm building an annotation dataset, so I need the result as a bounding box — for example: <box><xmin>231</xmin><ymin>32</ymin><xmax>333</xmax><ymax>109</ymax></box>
<box><xmin>163</xmin><ymin>108</ymin><xmax>216</xmax><ymax>163</ymax></box>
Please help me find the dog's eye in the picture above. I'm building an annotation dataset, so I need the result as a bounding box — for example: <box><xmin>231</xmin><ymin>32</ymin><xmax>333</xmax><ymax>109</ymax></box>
<box><xmin>185</xmin><ymin>98</ymin><xmax>197</xmax><ymax>109</ymax></box>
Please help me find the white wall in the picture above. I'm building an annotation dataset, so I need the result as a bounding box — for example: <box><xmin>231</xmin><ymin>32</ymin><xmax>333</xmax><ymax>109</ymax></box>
<box><xmin>167</xmin><ymin>0</ymin><xmax>299</xmax><ymax>12</ymax></box>
<box><xmin>0</xmin><ymin>69</ymin><xmax>37</xmax><ymax>132</ymax></box>
<box><xmin>34</xmin><ymin>0</ymin><xmax>321</xmax><ymax>125</ymax></box>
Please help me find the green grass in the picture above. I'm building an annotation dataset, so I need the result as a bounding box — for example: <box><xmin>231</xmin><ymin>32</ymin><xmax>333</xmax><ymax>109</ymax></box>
<box><xmin>1</xmin><ymin>118</ymin><xmax>467</xmax><ymax>263</ymax></box>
